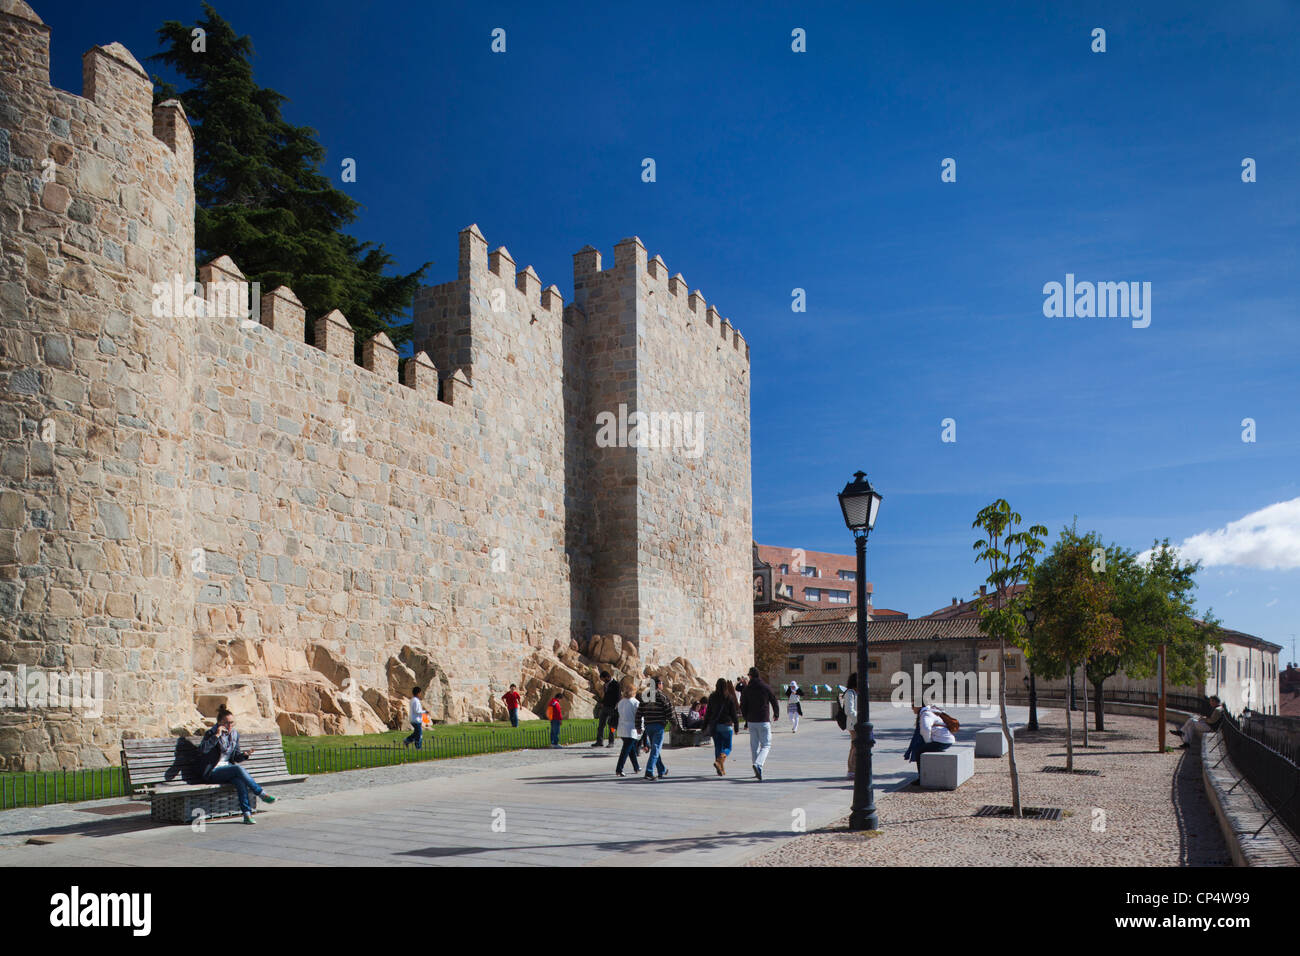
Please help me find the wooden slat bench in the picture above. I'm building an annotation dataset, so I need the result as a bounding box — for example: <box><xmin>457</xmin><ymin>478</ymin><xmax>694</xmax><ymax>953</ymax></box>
<box><xmin>121</xmin><ymin>731</ymin><xmax>306</xmax><ymax>824</ymax></box>
<box><xmin>668</xmin><ymin>708</ymin><xmax>710</xmax><ymax>748</ymax></box>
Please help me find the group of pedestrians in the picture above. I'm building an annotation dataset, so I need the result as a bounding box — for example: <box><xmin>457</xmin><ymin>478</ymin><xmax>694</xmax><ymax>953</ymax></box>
<box><xmin>589</xmin><ymin>666</ymin><xmax>783</xmax><ymax>781</ymax></box>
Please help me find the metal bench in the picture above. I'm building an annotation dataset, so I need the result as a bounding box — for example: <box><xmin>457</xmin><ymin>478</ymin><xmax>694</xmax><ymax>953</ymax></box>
<box><xmin>121</xmin><ymin>731</ymin><xmax>306</xmax><ymax>824</ymax></box>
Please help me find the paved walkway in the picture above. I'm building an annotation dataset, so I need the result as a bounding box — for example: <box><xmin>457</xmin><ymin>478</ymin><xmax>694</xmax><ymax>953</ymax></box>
<box><xmin>0</xmin><ymin>702</ymin><xmax>1026</xmax><ymax>866</ymax></box>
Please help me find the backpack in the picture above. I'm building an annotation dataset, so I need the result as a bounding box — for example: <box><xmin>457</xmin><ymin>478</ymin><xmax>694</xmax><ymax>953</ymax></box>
<box><xmin>546</xmin><ymin>701</ymin><xmax>558</xmax><ymax>720</ymax></box>
<box><xmin>834</xmin><ymin>698</ymin><xmax>847</xmax><ymax>730</ymax></box>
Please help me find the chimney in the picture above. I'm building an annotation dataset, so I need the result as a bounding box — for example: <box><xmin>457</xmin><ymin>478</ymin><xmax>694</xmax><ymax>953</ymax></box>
<box><xmin>980</xmin><ymin>585</ymin><xmax>987</xmax><ymax>597</ymax></box>
<box><xmin>951</xmin><ymin>597</ymin><xmax>958</xmax><ymax>606</ymax></box>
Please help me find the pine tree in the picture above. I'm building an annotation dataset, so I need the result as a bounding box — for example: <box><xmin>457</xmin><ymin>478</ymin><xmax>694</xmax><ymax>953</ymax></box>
<box><xmin>149</xmin><ymin>4</ymin><xmax>427</xmax><ymax>356</ymax></box>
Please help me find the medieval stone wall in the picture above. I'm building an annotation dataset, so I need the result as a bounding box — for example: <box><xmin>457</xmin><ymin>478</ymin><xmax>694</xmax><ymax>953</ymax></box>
<box><xmin>0</xmin><ymin>1</ymin><xmax>753</xmax><ymax>770</ymax></box>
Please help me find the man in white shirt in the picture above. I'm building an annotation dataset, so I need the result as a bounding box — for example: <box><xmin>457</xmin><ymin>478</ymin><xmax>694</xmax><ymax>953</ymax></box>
<box><xmin>403</xmin><ymin>686</ymin><xmax>426</xmax><ymax>750</ymax></box>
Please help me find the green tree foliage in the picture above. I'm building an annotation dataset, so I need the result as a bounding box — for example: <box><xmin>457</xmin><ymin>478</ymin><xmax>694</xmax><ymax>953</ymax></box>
<box><xmin>972</xmin><ymin>499</ymin><xmax>1047</xmax><ymax>818</ymax></box>
<box><xmin>150</xmin><ymin>4</ymin><xmax>427</xmax><ymax>357</ymax></box>
<box><xmin>1030</xmin><ymin>524</ymin><xmax>1122</xmax><ymax>768</ymax></box>
<box><xmin>1084</xmin><ymin>539</ymin><xmax>1220</xmax><ymax>732</ymax></box>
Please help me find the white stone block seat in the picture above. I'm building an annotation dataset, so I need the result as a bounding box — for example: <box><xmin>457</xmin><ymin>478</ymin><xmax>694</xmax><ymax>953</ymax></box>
<box><xmin>974</xmin><ymin>722</ymin><xmax>1026</xmax><ymax>757</ymax></box>
<box><xmin>919</xmin><ymin>746</ymin><xmax>974</xmax><ymax>789</ymax></box>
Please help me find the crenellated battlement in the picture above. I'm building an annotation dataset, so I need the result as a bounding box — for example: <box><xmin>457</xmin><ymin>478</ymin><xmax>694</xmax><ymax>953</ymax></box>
<box><xmin>569</xmin><ymin>236</ymin><xmax>750</xmax><ymax>363</ymax></box>
<box><xmin>1</xmin><ymin>3</ymin><xmax>192</xmax><ymax>163</ymax></box>
<box><xmin>194</xmin><ymin>253</ymin><xmax>455</xmax><ymax>405</ymax></box>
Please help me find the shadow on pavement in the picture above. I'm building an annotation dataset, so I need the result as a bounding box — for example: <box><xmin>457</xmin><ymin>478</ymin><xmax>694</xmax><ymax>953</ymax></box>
<box><xmin>397</xmin><ymin>828</ymin><xmax>800</xmax><ymax>860</ymax></box>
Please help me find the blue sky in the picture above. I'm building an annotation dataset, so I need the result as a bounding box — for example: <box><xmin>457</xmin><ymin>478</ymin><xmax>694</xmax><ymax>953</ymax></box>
<box><xmin>39</xmin><ymin>0</ymin><xmax>1300</xmax><ymax>658</ymax></box>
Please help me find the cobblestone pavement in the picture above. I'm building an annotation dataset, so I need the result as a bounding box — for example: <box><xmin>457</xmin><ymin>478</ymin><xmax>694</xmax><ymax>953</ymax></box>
<box><xmin>747</xmin><ymin>712</ymin><xmax>1232</xmax><ymax>867</ymax></box>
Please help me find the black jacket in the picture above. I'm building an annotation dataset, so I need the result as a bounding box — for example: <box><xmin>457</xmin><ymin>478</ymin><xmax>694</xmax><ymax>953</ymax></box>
<box><xmin>197</xmin><ymin>725</ymin><xmax>249</xmax><ymax>779</ymax></box>
<box><xmin>703</xmin><ymin>691</ymin><xmax>739</xmax><ymax>731</ymax></box>
<box><xmin>740</xmin><ymin>678</ymin><xmax>780</xmax><ymax>723</ymax></box>
<box><xmin>601</xmin><ymin>679</ymin><xmax>622</xmax><ymax>709</ymax></box>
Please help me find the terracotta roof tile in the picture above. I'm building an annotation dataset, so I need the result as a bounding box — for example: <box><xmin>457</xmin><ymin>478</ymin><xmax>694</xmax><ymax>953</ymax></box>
<box><xmin>784</xmin><ymin>618</ymin><xmax>986</xmax><ymax>647</ymax></box>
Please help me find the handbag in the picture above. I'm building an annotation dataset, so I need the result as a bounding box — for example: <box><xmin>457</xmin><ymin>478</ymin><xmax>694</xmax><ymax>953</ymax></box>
<box><xmin>834</xmin><ymin>698</ymin><xmax>847</xmax><ymax>730</ymax></box>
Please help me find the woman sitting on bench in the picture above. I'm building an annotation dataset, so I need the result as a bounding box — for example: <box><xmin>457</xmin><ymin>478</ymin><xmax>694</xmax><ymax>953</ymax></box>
<box><xmin>199</xmin><ymin>706</ymin><xmax>276</xmax><ymax>825</ymax></box>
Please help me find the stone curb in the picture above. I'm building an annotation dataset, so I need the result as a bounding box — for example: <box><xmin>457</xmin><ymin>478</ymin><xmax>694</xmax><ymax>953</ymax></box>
<box><xmin>1200</xmin><ymin>733</ymin><xmax>1300</xmax><ymax>867</ymax></box>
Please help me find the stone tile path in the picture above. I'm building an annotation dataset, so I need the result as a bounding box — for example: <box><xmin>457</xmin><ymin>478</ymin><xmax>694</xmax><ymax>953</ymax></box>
<box><xmin>0</xmin><ymin>702</ymin><xmax>1023</xmax><ymax>866</ymax></box>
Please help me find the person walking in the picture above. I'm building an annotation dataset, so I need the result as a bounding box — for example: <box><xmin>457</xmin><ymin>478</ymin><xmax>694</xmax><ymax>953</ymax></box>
<box><xmin>547</xmin><ymin>690</ymin><xmax>565</xmax><ymax>748</ymax></box>
<box><xmin>740</xmin><ymin>667</ymin><xmax>779</xmax><ymax>780</ymax></box>
<box><xmin>198</xmin><ymin>706</ymin><xmax>276</xmax><ymax>825</ymax></box>
<box><xmin>593</xmin><ymin>670</ymin><xmax>621</xmax><ymax>747</ymax></box>
<box><xmin>704</xmin><ymin>677</ymin><xmax>740</xmax><ymax>775</ymax></box>
<box><xmin>403</xmin><ymin>686</ymin><xmax>425</xmax><ymax>750</ymax></box>
<box><xmin>614</xmin><ymin>680</ymin><xmax>642</xmax><ymax>777</ymax></box>
<box><xmin>502</xmin><ymin>683</ymin><xmax>522</xmax><ymax>728</ymax></box>
<box><xmin>788</xmin><ymin>682</ymin><xmax>803</xmax><ymax>734</ymax></box>
<box><xmin>638</xmin><ymin>677</ymin><xmax>673</xmax><ymax>780</ymax></box>
<box><xmin>843</xmin><ymin>672</ymin><xmax>859</xmax><ymax>778</ymax></box>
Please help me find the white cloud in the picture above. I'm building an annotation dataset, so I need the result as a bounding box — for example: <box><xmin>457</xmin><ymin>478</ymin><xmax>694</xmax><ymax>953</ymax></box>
<box><xmin>1146</xmin><ymin>497</ymin><xmax>1300</xmax><ymax>570</ymax></box>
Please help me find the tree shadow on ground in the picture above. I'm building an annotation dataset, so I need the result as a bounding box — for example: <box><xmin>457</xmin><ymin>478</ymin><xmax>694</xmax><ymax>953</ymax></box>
<box><xmin>396</xmin><ymin>828</ymin><xmax>799</xmax><ymax>859</ymax></box>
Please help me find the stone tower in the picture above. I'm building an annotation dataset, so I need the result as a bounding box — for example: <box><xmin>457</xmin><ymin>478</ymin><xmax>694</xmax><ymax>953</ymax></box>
<box><xmin>0</xmin><ymin>0</ymin><xmax>198</xmax><ymax>769</ymax></box>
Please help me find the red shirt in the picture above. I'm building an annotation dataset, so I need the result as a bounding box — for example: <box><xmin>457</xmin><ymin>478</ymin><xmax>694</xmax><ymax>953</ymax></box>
<box><xmin>503</xmin><ymin>690</ymin><xmax>521</xmax><ymax>711</ymax></box>
<box><xmin>548</xmin><ymin>697</ymin><xmax>562</xmax><ymax>720</ymax></box>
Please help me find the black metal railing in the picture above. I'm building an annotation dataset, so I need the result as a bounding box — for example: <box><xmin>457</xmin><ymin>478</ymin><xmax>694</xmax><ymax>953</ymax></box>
<box><xmin>0</xmin><ymin>766</ymin><xmax>129</xmax><ymax>812</ymax></box>
<box><xmin>1221</xmin><ymin>710</ymin><xmax>1300</xmax><ymax>839</ymax></box>
<box><xmin>282</xmin><ymin>722</ymin><xmax>598</xmax><ymax>775</ymax></box>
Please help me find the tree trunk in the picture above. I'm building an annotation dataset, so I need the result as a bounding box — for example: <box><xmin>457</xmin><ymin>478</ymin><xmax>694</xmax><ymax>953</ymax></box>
<box><xmin>1093</xmin><ymin>679</ymin><xmax>1106</xmax><ymax>732</ymax></box>
<box><xmin>1064</xmin><ymin>659</ymin><xmax>1074</xmax><ymax>771</ymax></box>
<box><xmin>1000</xmin><ymin>636</ymin><xmax>1020</xmax><ymax>818</ymax></box>
<box><xmin>1081</xmin><ymin>664</ymin><xmax>1090</xmax><ymax>748</ymax></box>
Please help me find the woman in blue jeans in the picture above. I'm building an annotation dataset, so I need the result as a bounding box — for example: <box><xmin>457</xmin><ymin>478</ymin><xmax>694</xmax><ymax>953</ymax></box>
<box><xmin>198</xmin><ymin>706</ymin><xmax>275</xmax><ymax>824</ymax></box>
<box><xmin>704</xmin><ymin>678</ymin><xmax>740</xmax><ymax>776</ymax></box>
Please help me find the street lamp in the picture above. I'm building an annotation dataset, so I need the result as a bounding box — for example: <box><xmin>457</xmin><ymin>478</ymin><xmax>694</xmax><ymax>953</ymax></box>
<box><xmin>1023</xmin><ymin>606</ymin><xmax>1038</xmax><ymax>732</ymax></box>
<box><xmin>838</xmin><ymin>470</ymin><xmax>882</xmax><ymax>831</ymax></box>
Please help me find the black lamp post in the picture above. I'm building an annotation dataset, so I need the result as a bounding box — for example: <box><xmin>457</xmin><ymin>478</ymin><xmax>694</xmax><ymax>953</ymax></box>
<box><xmin>1024</xmin><ymin>606</ymin><xmax>1038</xmax><ymax>732</ymax></box>
<box><xmin>838</xmin><ymin>470</ymin><xmax>882</xmax><ymax>831</ymax></box>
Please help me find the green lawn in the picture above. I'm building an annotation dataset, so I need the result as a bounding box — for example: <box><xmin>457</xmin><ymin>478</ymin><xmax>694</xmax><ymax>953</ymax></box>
<box><xmin>280</xmin><ymin>718</ymin><xmax>599</xmax><ymax>752</ymax></box>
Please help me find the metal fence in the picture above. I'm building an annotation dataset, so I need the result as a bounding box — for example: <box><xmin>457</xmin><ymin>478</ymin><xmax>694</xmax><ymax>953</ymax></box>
<box><xmin>855</xmin><ymin>686</ymin><xmax>1211</xmax><ymax>714</ymax></box>
<box><xmin>283</xmin><ymin>722</ymin><xmax>599</xmax><ymax>775</ymax></box>
<box><xmin>0</xmin><ymin>766</ymin><xmax>128</xmax><ymax>812</ymax></box>
<box><xmin>1221</xmin><ymin>710</ymin><xmax>1300</xmax><ymax>839</ymax></box>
